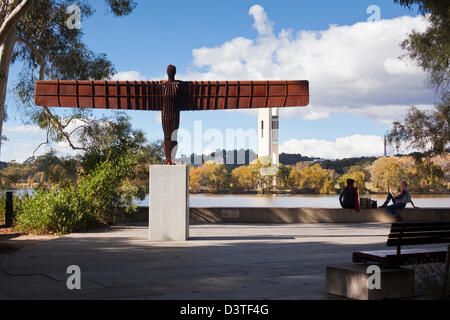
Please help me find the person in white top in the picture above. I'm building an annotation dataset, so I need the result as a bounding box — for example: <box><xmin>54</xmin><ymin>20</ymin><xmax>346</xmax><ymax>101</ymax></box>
<box><xmin>379</xmin><ymin>181</ymin><xmax>417</xmax><ymax>221</ymax></box>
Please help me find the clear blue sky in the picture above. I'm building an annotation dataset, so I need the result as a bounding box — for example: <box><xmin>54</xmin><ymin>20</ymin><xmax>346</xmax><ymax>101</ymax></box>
<box><xmin>3</xmin><ymin>0</ymin><xmax>429</xmax><ymax>162</ymax></box>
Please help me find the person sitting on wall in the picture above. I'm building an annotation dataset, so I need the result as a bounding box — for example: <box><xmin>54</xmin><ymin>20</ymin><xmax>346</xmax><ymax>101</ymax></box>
<box><xmin>379</xmin><ymin>181</ymin><xmax>417</xmax><ymax>221</ymax></box>
<box><xmin>339</xmin><ymin>179</ymin><xmax>360</xmax><ymax>212</ymax></box>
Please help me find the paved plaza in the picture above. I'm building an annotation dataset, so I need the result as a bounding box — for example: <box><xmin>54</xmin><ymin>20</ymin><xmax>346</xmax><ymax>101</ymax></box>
<box><xmin>0</xmin><ymin>223</ymin><xmax>396</xmax><ymax>299</ymax></box>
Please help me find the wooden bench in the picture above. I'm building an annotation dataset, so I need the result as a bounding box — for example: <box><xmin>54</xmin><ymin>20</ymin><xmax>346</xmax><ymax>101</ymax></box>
<box><xmin>353</xmin><ymin>222</ymin><xmax>450</xmax><ymax>268</ymax></box>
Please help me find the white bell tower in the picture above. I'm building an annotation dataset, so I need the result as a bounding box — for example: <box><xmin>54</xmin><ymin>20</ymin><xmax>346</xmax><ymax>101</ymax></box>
<box><xmin>258</xmin><ymin>108</ymin><xmax>279</xmax><ymax>166</ymax></box>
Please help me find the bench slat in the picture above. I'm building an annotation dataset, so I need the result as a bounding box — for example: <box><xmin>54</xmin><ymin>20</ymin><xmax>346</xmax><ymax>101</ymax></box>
<box><xmin>388</xmin><ymin>231</ymin><xmax>450</xmax><ymax>239</ymax></box>
<box><xmin>353</xmin><ymin>222</ymin><xmax>450</xmax><ymax>268</ymax></box>
<box><xmin>387</xmin><ymin>236</ymin><xmax>450</xmax><ymax>247</ymax></box>
<box><xmin>391</xmin><ymin>225</ymin><xmax>450</xmax><ymax>233</ymax></box>
<box><xmin>391</xmin><ymin>222</ymin><xmax>450</xmax><ymax>228</ymax></box>
<box><xmin>353</xmin><ymin>248</ymin><xmax>448</xmax><ymax>268</ymax></box>
<box><xmin>357</xmin><ymin>248</ymin><xmax>447</xmax><ymax>256</ymax></box>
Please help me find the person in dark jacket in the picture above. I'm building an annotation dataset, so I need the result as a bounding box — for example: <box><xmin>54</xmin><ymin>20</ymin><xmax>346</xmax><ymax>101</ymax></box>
<box><xmin>339</xmin><ymin>179</ymin><xmax>360</xmax><ymax>212</ymax></box>
<box><xmin>379</xmin><ymin>181</ymin><xmax>417</xmax><ymax>221</ymax></box>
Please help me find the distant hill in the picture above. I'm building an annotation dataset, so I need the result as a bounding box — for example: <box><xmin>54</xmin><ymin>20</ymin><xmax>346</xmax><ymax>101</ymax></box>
<box><xmin>279</xmin><ymin>153</ymin><xmax>319</xmax><ymax>165</ymax></box>
<box><xmin>177</xmin><ymin>149</ymin><xmax>258</xmax><ymax>168</ymax></box>
<box><xmin>319</xmin><ymin>157</ymin><xmax>378</xmax><ymax>174</ymax></box>
<box><xmin>178</xmin><ymin>150</ymin><xmax>322</xmax><ymax>168</ymax></box>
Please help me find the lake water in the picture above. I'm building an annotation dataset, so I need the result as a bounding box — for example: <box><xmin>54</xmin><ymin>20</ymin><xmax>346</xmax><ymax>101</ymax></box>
<box><xmin>137</xmin><ymin>194</ymin><xmax>450</xmax><ymax>208</ymax></box>
<box><xmin>5</xmin><ymin>190</ymin><xmax>449</xmax><ymax>209</ymax></box>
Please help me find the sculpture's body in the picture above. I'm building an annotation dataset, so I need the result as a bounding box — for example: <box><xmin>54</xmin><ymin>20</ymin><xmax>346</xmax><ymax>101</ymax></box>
<box><xmin>35</xmin><ymin>65</ymin><xmax>309</xmax><ymax>164</ymax></box>
<box><xmin>161</xmin><ymin>65</ymin><xmax>181</xmax><ymax>164</ymax></box>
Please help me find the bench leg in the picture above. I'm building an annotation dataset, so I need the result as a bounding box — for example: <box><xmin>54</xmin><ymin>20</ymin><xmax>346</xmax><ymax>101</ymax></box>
<box><xmin>443</xmin><ymin>245</ymin><xmax>450</xmax><ymax>298</ymax></box>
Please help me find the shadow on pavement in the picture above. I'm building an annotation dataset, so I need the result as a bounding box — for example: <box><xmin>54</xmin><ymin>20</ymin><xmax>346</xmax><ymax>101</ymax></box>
<box><xmin>0</xmin><ymin>222</ymin><xmax>400</xmax><ymax>300</ymax></box>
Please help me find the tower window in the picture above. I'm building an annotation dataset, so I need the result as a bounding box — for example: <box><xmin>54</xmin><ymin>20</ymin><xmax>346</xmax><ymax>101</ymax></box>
<box><xmin>261</xmin><ymin>121</ymin><xmax>264</xmax><ymax>138</ymax></box>
<box><xmin>272</xmin><ymin>116</ymin><xmax>279</xmax><ymax>130</ymax></box>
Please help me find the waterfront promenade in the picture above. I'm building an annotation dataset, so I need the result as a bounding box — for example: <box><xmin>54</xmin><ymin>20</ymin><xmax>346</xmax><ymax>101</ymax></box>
<box><xmin>0</xmin><ymin>223</ymin><xmax>395</xmax><ymax>300</ymax></box>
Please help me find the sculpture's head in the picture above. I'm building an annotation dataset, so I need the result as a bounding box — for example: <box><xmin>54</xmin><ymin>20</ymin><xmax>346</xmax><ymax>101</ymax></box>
<box><xmin>167</xmin><ymin>64</ymin><xmax>176</xmax><ymax>81</ymax></box>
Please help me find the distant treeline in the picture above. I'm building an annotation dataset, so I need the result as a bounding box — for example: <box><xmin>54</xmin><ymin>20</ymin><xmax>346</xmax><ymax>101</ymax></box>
<box><xmin>2</xmin><ymin>149</ymin><xmax>449</xmax><ymax>195</ymax></box>
<box><xmin>178</xmin><ymin>149</ymin><xmax>382</xmax><ymax>173</ymax></box>
<box><xmin>188</xmin><ymin>154</ymin><xmax>450</xmax><ymax>195</ymax></box>
<box><xmin>178</xmin><ymin>149</ymin><xmax>333</xmax><ymax>167</ymax></box>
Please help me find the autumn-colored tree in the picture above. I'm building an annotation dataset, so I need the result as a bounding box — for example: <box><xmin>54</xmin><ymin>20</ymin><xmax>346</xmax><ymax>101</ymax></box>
<box><xmin>202</xmin><ymin>161</ymin><xmax>230</xmax><ymax>193</ymax></box>
<box><xmin>339</xmin><ymin>166</ymin><xmax>367</xmax><ymax>193</ymax></box>
<box><xmin>370</xmin><ymin>156</ymin><xmax>446</xmax><ymax>192</ymax></box>
<box><xmin>231</xmin><ymin>165</ymin><xmax>254</xmax><ymax>192</ymax></box>
<box><xmin>189</xmin><ymin>166</ymin><xmax>204</xmax><ymax>193</ymax></box>
<box><xmin>298</xmin><ymin>164</ymin><xmax>333</xmax><ymax>193</ymax></box>
<box><xmin>276</xmin><ymin>164</ymin><xmax>291</xmax><ymax>191</ymax></box>
<box><xmin>0</xmin><ymin>161</ymin><xmax>22</xmax><ymax>189</ymax></box>
<box><xmin>396</xmin><ymin>156</ymin><xmax>419</xmax><ymax>190</ymax></box>
<box><xmin>288</xmin><ymin>166</ymin><xmax>301</xmax><ymax>192</ymax></box>
<box><xmin>433</xmin><ymin>154</ymin><xmax>450</xmax><ymax>187</ymax></box>
<box><xmin>414</xmin><ymin>158</ymin><xmax>445</xmax><ymax>191</ymax></box>
<box><xmin>249</xmin><ymin>157</ymin><xmax>275</xmax><ymax>194</ymax></box>
<box><xmin>294</xmin><ymin>161</ymin><xmax>311</xmax><ymax>172</ymax></box>
<box><xmin>284</xmin><ymin>163</ymin><xmax>337</xmax><ymax>194</ymax></box>
<box><xmin>32</xmin><ymin>171</ymin><xmax>44</xmax><ymax>184</ymax></box>
<box><xmin>370</xmin><ymin>157</ymin><xmax>403</xmax><ymax>192</ymax></box>
<box><xmin>321</xmin><ymin>175</ymin><xmax>336</xmax><ymax>194</ymax></box>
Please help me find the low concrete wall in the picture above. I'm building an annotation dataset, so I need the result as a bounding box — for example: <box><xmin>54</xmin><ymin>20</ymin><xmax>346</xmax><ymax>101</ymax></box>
<box><xmin>126</xmin><ymin>207</ymin><xmax>450</xmax><ymax>224</ymax></box>
<box><xmin>190</xmin><ymin>207</ymin><xmax>450</xmax><ymax>224</ymax></box>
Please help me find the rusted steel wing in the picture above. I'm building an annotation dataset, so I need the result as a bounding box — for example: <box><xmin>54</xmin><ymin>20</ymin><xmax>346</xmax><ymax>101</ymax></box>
<box><xmin>34</xmin><ymin>80</ymin><xmax>309</xmax><ymax>111</ymax></box>
<box><xmin>34</xmin><ymin>80</ymin><xmax>164</xmax><ymax>111</ymax></box>
<box><xmin>179</xmin><ymin>80</ymin><xmax>309</xmax><ymax>110</ymax></box>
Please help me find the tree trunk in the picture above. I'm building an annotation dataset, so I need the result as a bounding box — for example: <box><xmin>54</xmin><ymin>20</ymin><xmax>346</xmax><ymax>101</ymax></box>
<box><xmin>0</xmin><ymin>28</ymin><xmax>16</xmax><ymax>151</ymax></box>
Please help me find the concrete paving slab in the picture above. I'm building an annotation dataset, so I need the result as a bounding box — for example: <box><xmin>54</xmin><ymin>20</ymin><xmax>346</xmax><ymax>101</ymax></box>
<box><xmin>1</xmin><ymin>222</ymin><xmax>432</xmax><ymax>300</ymax></box>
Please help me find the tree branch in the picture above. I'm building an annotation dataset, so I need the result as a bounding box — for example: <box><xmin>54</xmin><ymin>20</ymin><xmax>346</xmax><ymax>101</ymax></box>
<box><xmin>42</xmin><ymin>106</ymin><xmax>88</xmax><ymax>152</ymax></box>
<box><xmin>16</xmin><ymin>36</ymin><xmax>44</xmax><ymax>80</ymax></box>
<box><xmin>69</xmin><ymin>125</ymin><xmax>87</xmax><ymax>137</ymax></box>
<box><xmin>17</xmin><ymin>35</ymin><xmax>88</xmax><ymax>152</ymax></box>
<box><xmin>0</xmin><ymin>0</ymin><xmax>31</xmax><ymax>45</ymax></box>
<box><xmin>32</xmin><ymin>126</ymin><xmax>49</xmax><ymax>158</ymax></box>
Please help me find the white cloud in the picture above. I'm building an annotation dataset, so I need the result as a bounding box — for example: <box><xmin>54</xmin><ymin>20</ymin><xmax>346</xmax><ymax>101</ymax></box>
<box><xmin>249</xmin><ymin>5</ymin><xmax>274</xmax><ymax>37</ymax></box>
<box><xmin>283</xmin><ymin>103</ymin><xmax>434</xmax><ymax>125</ymax></box>
<box><xmin>36</xmin><ymin>142</ymin><xmax>82</xmax><ymax>158</ymax></box>
<box><xmin>0</xmin><ymin>140</ymin><xmax>81</xmax><ymax>163</ymax></box>
<box><xmin>384</xmin><ymin>57</ymin><xmax>422</xmax><ymax>76</ymax></box>
<box><xmin>3</xmin><ymin>125</ymin><xmax>42</xmax><ymax>134</ymax></box>
<box><xmin>299</xmin><ymin>109</ymin><xmax>331</xmax><ymax>121</ymax></box>
<box><xmin>280</xmin><ymin>135</ymin><xmax>385</xmax><ymax>159</ymax></box>
<box><xmin>1</xmin><ymin>119</ymin><xmax>89</xmax><ymax>163</ymax></box>
<box><xmin>182</xmin><ymin>6</ymin><xmax>434</xmax><ymax>124</ymax></box>
<box><xmin>111</xmin><ymin>71</ymin><xmax>148</xmax><ymax>81</ymax></box>
<box><xmin>0</xmin><ymin>143</ymin><xmax>36</xmax><ymax>162</ymax></box>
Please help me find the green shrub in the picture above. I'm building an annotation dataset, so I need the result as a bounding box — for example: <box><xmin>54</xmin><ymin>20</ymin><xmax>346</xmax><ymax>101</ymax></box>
<box><xmin>14</xmin><ymin>153</ymin><xmax>136</xmax><ymax>234</ymax></box>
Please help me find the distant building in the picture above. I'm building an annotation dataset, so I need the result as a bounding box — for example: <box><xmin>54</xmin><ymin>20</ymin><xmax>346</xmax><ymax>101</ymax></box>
<box><xmin>177</xmin><ymin>149</ymin><xmax>257</xmax><ymax>168</ymax></box>
<box><xmin>258</xmin><ymin>108</ymin><xmax>279</xmax><ymax>166</ymax></box>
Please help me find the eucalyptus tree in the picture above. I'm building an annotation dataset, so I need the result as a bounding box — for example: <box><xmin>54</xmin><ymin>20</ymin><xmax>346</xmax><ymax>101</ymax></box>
<box><xmin>389</xmin><ymin>0</ymin><xmax>449</xmax><ymax>155</ymax></box>
<box><xmin>0</xmin><ymin>0</ymin><xmax>137</xmax><ymax>152</ymax></box>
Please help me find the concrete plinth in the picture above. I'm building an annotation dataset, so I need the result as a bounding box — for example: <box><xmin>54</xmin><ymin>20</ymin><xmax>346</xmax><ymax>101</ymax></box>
<box><xmin>326</xmin><ymin>263</ymin><xmax>414</xmax><ymax>300</ymax></box>
<box><xmin>149</xmin><ymin>165</ymin><xmax>189</xmax><ymax>241</ymax></box>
